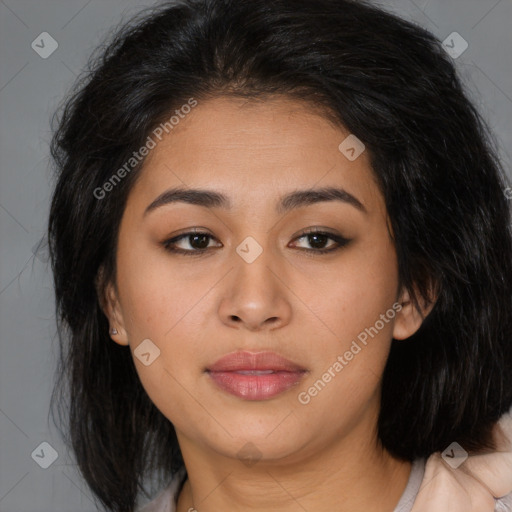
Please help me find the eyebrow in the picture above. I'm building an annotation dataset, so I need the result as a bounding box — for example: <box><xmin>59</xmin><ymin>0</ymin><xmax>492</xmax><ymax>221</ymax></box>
<box><xmin>143</xmin><ymin>186</ymin><xmax>367</xmax><ymax>217</ymax></box>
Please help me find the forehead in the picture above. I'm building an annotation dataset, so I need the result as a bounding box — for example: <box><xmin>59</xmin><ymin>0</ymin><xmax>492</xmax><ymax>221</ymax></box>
<box><xmin>126</xmin><ymin>95</ymin><xmax>385</xmax><ymax>218</ymax></box>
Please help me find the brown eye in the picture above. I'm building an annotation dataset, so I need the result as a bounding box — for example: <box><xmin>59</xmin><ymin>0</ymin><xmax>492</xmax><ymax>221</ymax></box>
<box><xmin>163</xmin><ymin>231</ymin><xmax>221</xmax><ymax>254</ymax></box>
<box><xmin>290</xmin><ymin>230</ymin><xmax>351</xmax><ymax>254</ymax></box>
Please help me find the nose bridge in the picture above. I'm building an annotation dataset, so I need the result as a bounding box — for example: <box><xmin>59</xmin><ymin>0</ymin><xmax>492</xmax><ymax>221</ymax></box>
<box><xmin>217</xmin><ymin>232</ymin><xmax>292</xmax><ymax>330</ymax></box>
<box><xmin>232</xmin><ymin>233</ymin><xmax>278</xmax><ymax>291</ymax></box>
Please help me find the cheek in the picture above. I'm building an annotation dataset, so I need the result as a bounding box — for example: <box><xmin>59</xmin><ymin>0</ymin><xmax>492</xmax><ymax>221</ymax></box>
<box><xmin>296</xmin><ymin>307</ymin><xmax>394</xmax><ymax>426</ymax></box>
<box><xmin>298</xmin><ymin>240</ymin><xmax>398</xmax><ymax>400</ymax></box>
<box><xmin>115</xmin><ymin>241</ymin><xmax>205</xmax><ymax>337</ymax></box>
<box><xmin>132</xmin><ymin>357</ymin><xmax>198</xmax><ymax>435</ymax></box>
<box><xmin>309</xmin><ymin>240</ymin><xmax>398</xmax><ymax>340</ymax></box>
<box><xmin>115</xmin><ymin>247</ymin><xmax>209</xmax><ymax>376</ymax></box>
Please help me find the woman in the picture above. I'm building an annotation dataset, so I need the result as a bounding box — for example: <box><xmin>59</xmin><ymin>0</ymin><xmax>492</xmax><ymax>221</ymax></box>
<box><xmin>48</xmin><ymin>0</ymin><xmax>512</xmax><ymax>511</ymax></box>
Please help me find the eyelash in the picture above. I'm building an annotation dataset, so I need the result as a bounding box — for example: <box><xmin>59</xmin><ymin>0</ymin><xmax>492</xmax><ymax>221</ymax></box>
<box><xmin>162</xmin><ymin>229</ymin><xmax>351</xmax><ymax>256</ymax></box>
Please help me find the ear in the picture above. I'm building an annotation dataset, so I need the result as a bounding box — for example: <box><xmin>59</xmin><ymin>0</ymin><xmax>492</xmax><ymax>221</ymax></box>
<box><xmin>95</xmin><ymin>266</ymin><xmax>129</xmax><ymax>346</ymax></box>
<box><xmin>392</xmin><ymin>283</ymin><xmax>438</xmax><ymax>341</ymax></box>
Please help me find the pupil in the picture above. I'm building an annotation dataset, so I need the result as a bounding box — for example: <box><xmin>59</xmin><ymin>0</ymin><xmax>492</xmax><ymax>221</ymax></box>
<box><xmin>191</xmin><ymin>234</ymin><xmax>209</xmax><ymax>249</ymax></box>
<box><xmin>309</xmin><ymin>234</ymin><xmax>327</xmax><ymax>249</ymax></box>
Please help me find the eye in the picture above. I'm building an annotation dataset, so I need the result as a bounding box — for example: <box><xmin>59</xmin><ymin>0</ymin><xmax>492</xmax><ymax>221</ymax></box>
<box><xmin>290</xmin><ymin>230</ymin><xmax>350</xmax><ymax>254</ymax></box>
<box><xmin>162</xmin><ymin>231</ymin><xmax>221</xmax><ymax>255</ymax></box>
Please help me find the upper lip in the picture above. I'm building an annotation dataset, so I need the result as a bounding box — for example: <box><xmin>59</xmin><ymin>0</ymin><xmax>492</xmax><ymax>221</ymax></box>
<box><xmin>206</xmin><ymin>351</ymin><xmax>307</xmax><ymax>372</ymax></box>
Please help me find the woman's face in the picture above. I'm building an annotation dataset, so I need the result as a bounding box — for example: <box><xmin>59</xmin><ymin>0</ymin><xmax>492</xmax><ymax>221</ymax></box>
<box><xmin>104</xmin><ymin>95</ymin><xmax>424</xmax><ymax>465</ymax></box>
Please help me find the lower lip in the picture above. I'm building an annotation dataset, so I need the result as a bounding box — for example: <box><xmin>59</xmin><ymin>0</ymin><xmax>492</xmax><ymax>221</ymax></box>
<box><xmin>206</xmin><ymin>370</ymin><xmax>306</xmax><ymax>400</ymax></box>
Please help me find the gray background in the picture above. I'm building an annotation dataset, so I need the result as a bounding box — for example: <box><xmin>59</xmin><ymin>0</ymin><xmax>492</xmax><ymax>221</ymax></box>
<box><xmin>0</xmin><ymin>0</ymin><xmax>511</xmax><ymax>510</ymax></box>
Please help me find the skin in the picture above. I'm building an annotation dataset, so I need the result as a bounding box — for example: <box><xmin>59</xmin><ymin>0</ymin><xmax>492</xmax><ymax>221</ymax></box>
<box><xmin>101</xmin><ymin>96</ymin><xmax>435</xmax><ymax>512</ymax></box>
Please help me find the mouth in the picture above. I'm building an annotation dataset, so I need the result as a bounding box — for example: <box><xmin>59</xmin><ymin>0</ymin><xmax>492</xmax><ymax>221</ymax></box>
<box><xmin>205</xmin><ymin>351</ymin><xmax>308</xmax><ymax>401</ymax></box>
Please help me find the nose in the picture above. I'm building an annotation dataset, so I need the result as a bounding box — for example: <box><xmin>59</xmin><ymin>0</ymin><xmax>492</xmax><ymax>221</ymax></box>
<box><xmin>217</xmin><ymin>246</ymin><xmax>293</xmax><ymax>332</ymax></box>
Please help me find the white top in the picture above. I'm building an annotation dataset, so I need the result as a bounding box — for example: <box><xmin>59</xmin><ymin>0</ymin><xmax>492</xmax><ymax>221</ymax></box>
<box><xmin>137</xmin><ymin>457</ymin><xmax>512</xmax><ymax>512</ymax></box>
<box><xmin>138</xmin><ymin>467</ymin><xmax>186</xmax><ymax>512</ymax></box>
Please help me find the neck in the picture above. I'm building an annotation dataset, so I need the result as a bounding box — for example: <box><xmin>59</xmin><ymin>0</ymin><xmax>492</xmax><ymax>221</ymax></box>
<box><xmin>175</xmin><ymin>424</ymin><xmax>411</xmax><ymax>512</ymax></box>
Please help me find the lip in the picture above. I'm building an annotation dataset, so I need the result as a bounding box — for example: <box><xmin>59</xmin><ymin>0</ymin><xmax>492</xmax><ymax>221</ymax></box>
<box><xmin>206</xmin><ymin>351</ymin><xmax>307</xmax><ymax>401</ymax></box>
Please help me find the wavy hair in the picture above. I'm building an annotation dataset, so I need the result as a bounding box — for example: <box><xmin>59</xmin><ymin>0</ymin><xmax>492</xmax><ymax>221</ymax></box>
<box><xmin>48</xmin><ymin>0</ymin><xmax>512</xmax><ymax>510</ymax></box>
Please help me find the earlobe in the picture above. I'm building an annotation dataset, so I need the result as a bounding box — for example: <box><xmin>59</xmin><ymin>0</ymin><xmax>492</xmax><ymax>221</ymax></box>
<box><xmin>95</xmin><ymin>267</ymin><xmax>130</xmax><ymax>346</ymax></box>
<box><xmin>104</xmin><ymin>282</ymin><xmax>129</xmax><ymax>346</ymax></box>
<box><xmin>392</xmin><ymin>284</ymin><xmax>437</xmax><ymax>341</ymax></box>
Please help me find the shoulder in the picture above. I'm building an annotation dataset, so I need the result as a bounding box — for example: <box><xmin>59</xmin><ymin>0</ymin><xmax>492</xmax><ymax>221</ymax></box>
<box><xmin>410</xmin><ymin>412</ymin><xmax>512</xmax><ymax>512</ymax></box>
